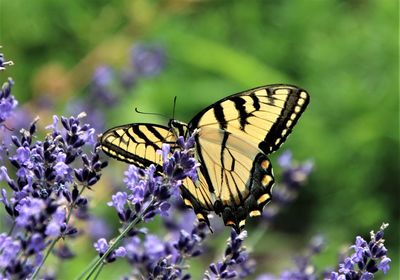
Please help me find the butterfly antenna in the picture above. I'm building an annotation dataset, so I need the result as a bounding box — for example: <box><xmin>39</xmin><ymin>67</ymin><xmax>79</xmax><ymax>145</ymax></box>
<box><xmin>134</xmin><ymin>107</ymin><xmax>166</xmax><ymax>118</ymax></box>
<box><xmin>172</xmin><ymin>96</ymin><xmax>177</xmax><ymax>120</ymax></box>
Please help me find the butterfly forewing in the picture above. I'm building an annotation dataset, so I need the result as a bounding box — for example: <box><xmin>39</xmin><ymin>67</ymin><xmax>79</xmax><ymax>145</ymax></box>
<box><xmin>188</xmin><ymin>84</ymin><xmax>309</xmax><ymax>154</ymax></box>
<box><xmin>101</xmin><ymin>124</ymin><xmax>176</xmax><ymax>171</ymax></box>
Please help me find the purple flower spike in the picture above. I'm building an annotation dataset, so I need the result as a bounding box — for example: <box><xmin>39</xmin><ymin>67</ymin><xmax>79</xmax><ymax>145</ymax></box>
<box><xmin>131</xmin><ymin>44</ymin><xmax>166</xmax><ymax>77</ymax></box>
<box><xmin>205</xmin><ymin>229</ymin><xmax>254</xmax><ymax>279</ymax></box>
<box><xmin>109</xmin><ymin>132</ymin><xmax>199</xmax><ymax>227</ymax></box>
<box><xmin>278</xmin><ymin>150</ymin><xmax>292</xmax><ymax>168</ymax></box>
<box><xmin>0</xmin><ymin>78</ymin><xmax>18</xmax><ymax>123</ymax></box>
<box><xmin>263</xmin><ymin>151</ymin><xmax>313</xmax><ymax>222</ymax></box>
<box><xmin>123</xmin><ymin>221</ymin><xmax>208</xmax><ymax>279</ymax></box>
<box><xmin>15</xmin><ymin>197</ymin><xmax>46</xmax><ymax>227</ymax></box>
<box><xmin>45</xmin><ymin>208</ymin><xmax>67</xmax><ymax>237</ymax></box>
<box><xmin>123</xmin><ymin>165</ymin><xmax>139</xmax><ymax>190</ymax></box>
<box><xmin>92</xmin><ymin>66</ymin><xmax>114</xmax><ymax>87</ymax></box>
<box><xmin>14</xmin><ymin>146</ymin><xmax>31</xmax><ymax>164</ymax></box>
<box><xmin>93</xmin><ymin>132</ymin><xmax>200</xmax><ymax>273</ymax></box>
<box><xmin>328</xmin><ymin>223</ymin><xmax>391</xmax><ymax>279</ymax></box>
<box><xmin>0</xmin><ymin>110</ymin><xmax>107</xmax><ymax>279</ymax></box>
<box><xmin>0</xmin><ymin>233</ymin><xmax>20</xmax><ymax>268</ymax></box>
<box><xmin>0</xmin><ymin>50</ymin><xmax>14</xmax><ymax>71</ymax></box>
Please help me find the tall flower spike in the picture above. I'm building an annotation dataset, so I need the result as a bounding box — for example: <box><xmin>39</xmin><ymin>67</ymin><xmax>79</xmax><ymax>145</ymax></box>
<box><xmin>329</xmin><ymin>223</ymin><xmax>391</xmax><ymax>279</ymax></box>
<box><xmin>96</xmin><ymin>133</ymin><xmax>199</xmax><ymax>269</ymax></box>
<box><xmin>256</xmin><ymin>224</ymin><xmax>391</xmax><ymax>280</ymax></box>
<box><xmin>131</xmin><ymin>44</ymin><xmax>166</xmax><ymax>77</ymax></box>
<box><xmin>123</xmin><ymin>221</ymin><xmax>208</xmax><ymax>279</ymax></box>
<box><xmin>0</xmin><ymin>113</ymin><xmax>107</xmax><ymax>279</ymax></box>
<box><xmin>205</xmin><ymin>230</ymin><xmax>255</xmax><ymax>279</ymax></box>
<box><xmin>263</xmin><ymin>150</ymin><xmax>313</xmax><ymax>222</ymax></box>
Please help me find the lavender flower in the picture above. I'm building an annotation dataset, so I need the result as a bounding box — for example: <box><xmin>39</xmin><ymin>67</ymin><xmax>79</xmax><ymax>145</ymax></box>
<box><xmin>329</xmin><ymin>223</ymin><xmax>391</xmax><ymax>280</ymax></box>
<box><xmin>131</xmin><ymin>43</ymin><xmax>166</xmax><ymax>77</ymax></box>
<box><xmin>90</xmin><ymin>66</ymin><xmax>118</xmax><ymax>107</ymax></box>
<box><xmin>255</xmin><ymin>224</ymin><xmax>391</xmax><ymax>280</ymax></box>
<box><xmin>87</xmin><ymin>134</ymin><xmax>201</xmax><ymax>278</ymax></box>
<box><xmin>45</xmin><ymin>207</ymin><xmax>67</xmax><ymax>237</ymax></box>
<box><xmin>105</xmin><ymin>134</ymin><xmax>199</xmax><ymax>226</ymax></box>
<box><xmin>0</xmin><ymin>113</ymin><xmax>107</xmax><ymax>279</ymax></box>
<box><xmin>88</xmin><ymin>133</ymin><xmax>202</xmax><ymax>277</ymax></box>
<box><xmin>0</xmin><ymin>78</ymin><xmax>18</xmax><ymax>124</ymax></box>
<box><xmin>205</xmin><ymin>230</ymin><xmax>255</xmax><ymax>279</ymax></box>
<box><xmin>94</xmin><ymin>238</ymin><xmax>126</xmax><ymax>262</ymax></box>
<box><xmin>0</xmin><ymin>48</ymin><xmax>14</xmax><ymax>71</ymax></box>
<box><xmin>123</xmin><ymin>221</ymin><xmax>208</xmax><ymax>279</ymax></box>
<box><xmin>68</xmin><ymin>43</ymin><xmax>167</xmax><ymax>133</ymax></box>
<box><xmin>263</xmin><ymin>151</ymin><xmax>313</xmax><ymax>221</ymax></box>
<box><xmin>0</xmin><ymin>233</ymin><xmax>21</xmax><ymax>268</ymax></box>
<box><xmin>121</xmin><ymin>43</ymin><xmax>167</xmax><ymax>88</ymax></box>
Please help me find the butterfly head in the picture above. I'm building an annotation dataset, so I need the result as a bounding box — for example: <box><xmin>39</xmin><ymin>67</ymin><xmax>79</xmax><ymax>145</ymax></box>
<box><xmin>168</xmin><ymin>119</ymin><xmax>189</xmax><ymax>138</ymax></box>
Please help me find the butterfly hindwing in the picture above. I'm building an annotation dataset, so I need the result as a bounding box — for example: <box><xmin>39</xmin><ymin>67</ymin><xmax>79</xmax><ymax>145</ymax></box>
<box><xmin>180</xmin><ymin>127</ymin><xmax>274</xmax><ymax>231</ymax></box>
<box><xmin>217</xmin><ymin>152</ymin><xmax>274</xmax><ymax>232</ymax></box>
<box><xmin>101</xmin><ymin>124</ymin><xmax>176</xmax><ymax>172</ymax></box>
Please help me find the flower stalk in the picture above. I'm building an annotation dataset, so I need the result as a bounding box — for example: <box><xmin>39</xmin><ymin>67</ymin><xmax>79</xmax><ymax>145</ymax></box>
<box><xmin>82</xmin><ymin>197</ymin><xmax>156</xmax><ymax>280</ymax></box>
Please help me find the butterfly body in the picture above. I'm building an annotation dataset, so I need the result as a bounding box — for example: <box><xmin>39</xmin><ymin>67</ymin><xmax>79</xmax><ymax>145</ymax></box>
<box><xmin>101</xmin><ymin>84</ymin><xmax>309</xmax><ymax>232</ymax></box>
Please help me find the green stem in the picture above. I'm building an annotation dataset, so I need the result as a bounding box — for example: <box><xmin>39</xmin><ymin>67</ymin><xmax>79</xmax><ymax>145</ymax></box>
<box><xmin>80</xmin><ymin>198</ymin><xmax>156</xmax><ymax>280</ymax></box>
<box><xmin>75</xmin><ymin>256</ymin><xmax>99</xmax><ymax>280</ymax></box>
<box><xmin>67</xmin><ymin>184</ymin><xmax>87</xmax><ymax>223</ymax></box>
<box><xmin>247</xmin><ymin>223</ymin><xmax>269</xmax><ymax>249</ymax></box>
<box><xmin>29</xmin><ymin>236</ymin><xmax>60</xmax><ymax>280</ymax></box>
<box><xmin>92</xmin><ymin>262</ymin><xmax>104</xmax><ymax>280</ymax></box>
<box><xmin>7</xmin><ymin>221</ymin><xmax>16</xmax><ymax>236</ymax></box>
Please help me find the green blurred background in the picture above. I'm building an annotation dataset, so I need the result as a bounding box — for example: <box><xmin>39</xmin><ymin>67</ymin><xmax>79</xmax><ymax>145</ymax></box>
<box><xmin>1</xmin><ymin>0</ymin><xmax>398</xmax><ymax>279</ymax></box>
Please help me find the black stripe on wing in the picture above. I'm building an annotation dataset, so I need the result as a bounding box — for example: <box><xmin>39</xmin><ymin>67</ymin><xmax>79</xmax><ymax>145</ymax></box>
<box><xmin>193</xmin><ymin>134</ymin><xmax>216</xmax><ymax>193</ymax></box>
<box><xmin>250</xmin><ymin>92</ymin><xmax>261</xmax><ymax>110</ymax></box>
<box><xmin>258</xmin><ymin>85</ymin><xmax>309</xmax><ymax>153</ymax></box>
<box><xmin>231</xmin><ymin>96</ymin><xmax>250</xmax><ymax>130</ymax></box>
<box><xmin>213</xmin><ymin>103</ymin><xmax>227</xmax><ymax>130</ymax></box>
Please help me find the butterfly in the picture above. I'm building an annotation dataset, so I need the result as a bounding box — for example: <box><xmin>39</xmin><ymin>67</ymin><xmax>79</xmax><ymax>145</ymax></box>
<box><xmin>101</xmin><ymin>84</ymin><xmax>309</xmax><ymax>232</ymax></box>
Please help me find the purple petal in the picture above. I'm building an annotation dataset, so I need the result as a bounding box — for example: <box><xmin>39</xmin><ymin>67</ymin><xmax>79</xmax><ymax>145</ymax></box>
<box><xmin>94</xmin><ymin>238</ymin><xmax>109</xmax><ymax>254</ymax></box>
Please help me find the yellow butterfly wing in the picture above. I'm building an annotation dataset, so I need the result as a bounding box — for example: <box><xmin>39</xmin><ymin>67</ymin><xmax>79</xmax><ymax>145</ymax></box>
<box><xmin>180</xmin><ymin>84</ymin><xmax>309</xmax><ymax>231</ymax></box>
<box><xmin>101</xmin><ymin>124</ymin><xmax>176</xmax><ymax>171</ymax></box>
<box><xmin>181</xmin><ymin>128</ymin><xmax>275</xmax><ymax>231</ymax></box>
<box><xmin>188</xmin><ymin>84</ymin><xmax>309</xmax><ymax>154</ymax></box>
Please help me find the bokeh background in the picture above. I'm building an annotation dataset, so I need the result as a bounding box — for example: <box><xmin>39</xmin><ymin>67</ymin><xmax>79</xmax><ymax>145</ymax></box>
<box><xmin>0</xmin><ymin>0</ymin><xmax>398</xmax><ymax>279</ymax></box>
